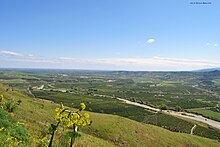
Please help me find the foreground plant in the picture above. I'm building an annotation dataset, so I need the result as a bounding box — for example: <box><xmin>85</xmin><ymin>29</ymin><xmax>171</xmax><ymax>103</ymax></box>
<box><xmin>0</xmin><ymin>94</ymin><xmax>4</xmax><ymax>103</ymax></box>
<box><xmin>0</xmin><ymin>95</ymin><xmax>29</xmax><ymax>146</ymax></box>
<box><xmin>49</xmin><ymin>103</ymin><xmax>91</xmax><ymax>147</ymax></box>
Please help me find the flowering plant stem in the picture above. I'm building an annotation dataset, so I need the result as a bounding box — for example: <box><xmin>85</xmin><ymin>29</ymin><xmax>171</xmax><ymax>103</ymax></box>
<box><xmin>70</xmin><ymin>124</ymin><xmax>76</xmax><ymax>147</ymax></box>
<box><xmin>48</xmin><ymin>122</ymin><xmax>60</xmax><ymax>147</ymax></box>
<box><xmin>48</xmin><ymin>103</ymin><xmax>90</xmax><ymax>147</ymax></box>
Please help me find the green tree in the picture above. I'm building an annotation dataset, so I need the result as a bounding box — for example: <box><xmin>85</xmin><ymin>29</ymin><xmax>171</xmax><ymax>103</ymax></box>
<box><xmin>175</xmin><ymin>105</ymin><xmax>182</xmax><ymax>112</ymax></box>
<box><xmin>159</xmin><ymin>103</ymin><xmax>167</xmax><ymax>110</ymax></box>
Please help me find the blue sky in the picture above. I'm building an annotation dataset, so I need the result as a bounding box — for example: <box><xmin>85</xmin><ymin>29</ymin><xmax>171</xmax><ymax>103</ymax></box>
<box><xmin>0</xmin><ymin>0</ymin><xmax>219</xmax><ymax>70</ymax></box>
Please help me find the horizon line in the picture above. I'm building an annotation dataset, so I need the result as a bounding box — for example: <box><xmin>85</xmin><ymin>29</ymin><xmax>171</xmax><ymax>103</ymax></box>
<box><xmin>0</xmin><ymin>67</ymin><xmax>219</xmax><ymax>72</ymax></box>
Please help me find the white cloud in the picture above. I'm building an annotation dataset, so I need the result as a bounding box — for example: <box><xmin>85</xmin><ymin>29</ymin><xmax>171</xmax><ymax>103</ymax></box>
<box><xmin>0</xmin><ymin>50</ymin><xmax>23</xmax><ymax>56</ymax></box>
<box><xmin>0</xmin><ymin>50</ymin><xmax>37</xmax><ymax>58</ymax></box>
<box><xmin>1</xmin><ymin>50</ymin><xmax>220</xmax><ymax>70</ymax></box>
<box><xmin>55</xmin><ymin>56</ymin><xmax>220</xmax><ymax>70</ymax></box>
<box><xmin>206</xmin><ymin>42</ymin><xmax>210</xmax><ymax>46</ymax></box>
<box><xmin>147</xmin><ymin>38</ymin><xmax>155</xmax><ymax>44</ymax></box>
<box><xmin>206</xmin><ymin>42</ymin><xmax>218</xmax><ymax>47</ymax></box>
<box><xmin>59</xmin><ymin>57</ymin><xmax>76</xmax><ymax>60</ymax></box>
<box><xmin>28</xmin><ymin>54</ymin><xmax>34</xmax><ymax>57</ymax></box>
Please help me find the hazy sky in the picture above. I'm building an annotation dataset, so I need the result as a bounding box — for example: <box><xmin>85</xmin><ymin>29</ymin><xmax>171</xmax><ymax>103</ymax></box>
<box><xmin>0</xmin><ymin>0</ymin><xmax>219</xmax><ymax>71</ymax></box>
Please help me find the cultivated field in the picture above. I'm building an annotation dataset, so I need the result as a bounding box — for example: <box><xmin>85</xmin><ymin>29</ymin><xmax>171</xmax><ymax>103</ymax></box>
<box><xmin>1</xmin><ymin>69</ymin><xmax>220</xmax><ymax>144</ymax></box>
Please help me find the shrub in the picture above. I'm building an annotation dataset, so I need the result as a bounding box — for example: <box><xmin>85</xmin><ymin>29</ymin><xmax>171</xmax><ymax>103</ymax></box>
<box><xmin>159</xmin><ymin>103</ymin><xmax>167</xmax><ymax>110</ymax></box>
<box><xmin>0</xmin><ymin>107</ymin><xmax>12</xmax><ymax>128</ymax></box>
<box><xmin>4</xmin><ymin>101</ymin><xmax>17</xmax><ymax>113</ymax></box>
<box><xmin>0</xmin><ymin>108</ymin><xmax>29</xmax><ymax>146</ymax></box>
<box><xmin>10</xmin><ymin>123</ymin><xmax>29</xmax><ymax>141</ymax></box>
<box><xmin>175</xmin><ymin>105</ymin><xmax>182</xmax><ymax>112</ymax></box>
<box><xmin>0</xmin><ymin>95</ymin><xmax>29</xmax><ymax>146</ymax></box>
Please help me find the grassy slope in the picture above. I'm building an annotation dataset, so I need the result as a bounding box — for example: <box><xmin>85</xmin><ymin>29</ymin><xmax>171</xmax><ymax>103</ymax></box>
<box><xmin>0</xmin><ymin>84</ymin><xmax>220</xmax><ymax>147</ymax></box>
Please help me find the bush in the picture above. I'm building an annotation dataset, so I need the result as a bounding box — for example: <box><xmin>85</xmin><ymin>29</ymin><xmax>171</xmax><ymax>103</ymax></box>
<box><xmin>175</xmin><ymin>105</ymin><xmax>182</xmax><ymax>112</ymax></box>
<box><xmin>4</xmin><ymin>101</ymin><xmax>17</xmax><ymax>113</ymax></box>
<box><xmin>159</xmin><ymin>104</ymin><xmax>167</xmax><ymax>110</ymax></box>
<box><xmin>0</xmin><ymin>107</ymin><xmax>12</xmax><ymax>128</ymax></box>
<box><xmin>10</xmin><ymin>124</ymin><xmax>29</xmax><ymax>141</ymax></box>
<box><xmin>0</xmin><ymin>96</ymin><xmax>29</xmax><ymax>146</ymax></box>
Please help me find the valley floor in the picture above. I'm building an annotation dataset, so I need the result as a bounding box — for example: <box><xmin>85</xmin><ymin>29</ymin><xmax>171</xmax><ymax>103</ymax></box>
<box><xmin>118</xmin><ymin>98</ymin><xmax>220</xmax><ymax>130</ymax></box>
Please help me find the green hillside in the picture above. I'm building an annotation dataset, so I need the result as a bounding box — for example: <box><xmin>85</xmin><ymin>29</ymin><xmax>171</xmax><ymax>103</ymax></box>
<box><xmin>0</xmin><ymin>84</ymin><xmax>220</xmax><ymax>146</ymax></box>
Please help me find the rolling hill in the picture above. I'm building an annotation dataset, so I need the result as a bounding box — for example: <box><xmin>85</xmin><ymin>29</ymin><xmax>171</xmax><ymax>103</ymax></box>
<box><xmin>0</xmin><ymin>83</ymin><xmax>220</xmax><ymax>146</ymax></box>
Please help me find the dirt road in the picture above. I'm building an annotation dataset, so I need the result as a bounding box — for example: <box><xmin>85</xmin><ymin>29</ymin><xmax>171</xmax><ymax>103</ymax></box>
<box><xmin>190</xmin><ymin>124</ymin><xmax>197</xmax><ymax>134</ymax></box>
<box><xmin>117</xmin><ymin>98</ymin><xmax>220</xmax><ymax>130</ymax></box>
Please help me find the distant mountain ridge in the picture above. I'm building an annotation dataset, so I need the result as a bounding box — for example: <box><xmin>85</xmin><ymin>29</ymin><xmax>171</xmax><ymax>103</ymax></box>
<box><xmin>195</xmin><ymin>67</ymin><xmax>220</xmax><ymax>72</ymax></box>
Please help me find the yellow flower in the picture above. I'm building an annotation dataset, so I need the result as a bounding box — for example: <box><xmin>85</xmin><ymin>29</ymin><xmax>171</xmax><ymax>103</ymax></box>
<box><xmin>71</xmin><ymin>113</ymin><xmax>80</xmax><ymax>119</ymax></box>
<box><xmin>55</xmin><ymin>103</ymin><xmax>65</xmax><ymax>113</ymax></box>
<box><xmin>67</xmin><ymin>113</ymin><xmax>79</xmax><ymax>125</ymax></box>
<box><xmin>86</xmin><ymin>119</ymin><xmax>91</xmax><ymax>125</ymax></box>
<box><xmin>76</xmin><ymin>118</ymin><xmax>83</xmax><ymax>126</ymax></box>
<box><xmin>6</xmin><ymin>136</ymin><xmax>21</xmax><ymax>146</ymax></box>
<box><xmin>62</xmin><ymin>116</ymin><xmax>72</xmax><ymax>127</ymax></box>
<box><xmin>80</xmin><ymin>103</ymin><xmax>86</xmax><ymax>110</ymax></box>
<box><xmin>54</xmin><ymin>103</ymin><xmax>66</xmax><ymax>122</ymax></box>
<box><xmin>55</xmin><ymin>114</ymin><xmax>62</xmax><ymax>122</ymax></box>
<box><xmin>55</xmin><ymin>107</ymin><xmax>62</xmax><ymax>113</ymax></box>
<box><xmin>6</xmin><ymin>137</ymin><xmax>13</xmax><ymax>142</ymax></box>
<box><xmin>40</xmin><ymin>136</ymin><xmax>49</xmax><ymax>147</ymax></box>
<box><xmin>0</xmin><ymin>95</ymin><xmax>4</xmax><ymax>103</ymax></box>
<box><xmin>0</xmin><ymin>127</ymin><xmax>5</xmax><ymax>132</ymax></box>
<box><xmin>52</xmin><ymin>103</ymin><xmax>91</xmax><ymax>136</ymax></box>
<box><xmin>75</xmin><ymin>115</ymin><xmax>91</xmax><ymax>127</ymax></box>
<box><xmin>83</xmin><ymin>113</ymin><xmax>90</xmax><ymax>119</ymax></box>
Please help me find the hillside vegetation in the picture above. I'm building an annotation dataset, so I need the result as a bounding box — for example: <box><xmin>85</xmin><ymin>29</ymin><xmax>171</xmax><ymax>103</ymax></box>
<box><xmin>1</xmin><ymin>70</ymin><xmax>220</xmax><ymax>140</ymax></box>
<box><xmin>0</xmin><ymin>84</ymin><xmax>220</xmax><ymax>146</ymax></box>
